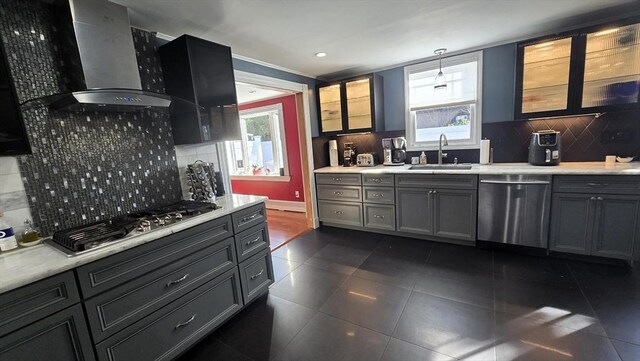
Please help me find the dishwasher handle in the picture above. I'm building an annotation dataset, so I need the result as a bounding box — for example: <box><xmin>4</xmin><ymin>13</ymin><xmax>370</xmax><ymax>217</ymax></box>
<box><xmin>480</xmin><ymin>180</ymin><xmax>551</xmax><ymax>185</ymax></box>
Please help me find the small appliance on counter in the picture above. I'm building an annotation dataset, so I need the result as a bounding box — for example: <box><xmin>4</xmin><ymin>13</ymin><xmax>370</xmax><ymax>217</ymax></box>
<box><xmin>329</xmin><ymin>140</ymin><xmax>339</xmax><ymax>167</ymax></box>
<box><xmin>528</xmin><ymin>130</ymin><xmax>561</xmax><ymax>166</ymax></box>
<box><xmin>382</xmin><ymin>137</ymin><xmax>406</xmax><ymax>166</ymax></box>
<box><xmin>357</xmin><ymin>153</ymin><xmax>378</xmax><ymax>167</ymax></box>
<box><xmin>343</xmin><ymin>142</ymin><xmax>358</xmax><ymax>167</ymax></box>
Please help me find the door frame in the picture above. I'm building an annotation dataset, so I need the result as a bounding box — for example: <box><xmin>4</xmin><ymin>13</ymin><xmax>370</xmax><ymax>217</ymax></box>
<box><xmin>233</xmin><ymin>70</ymin><xmax>319</xmax><ymax>228</ymax></box>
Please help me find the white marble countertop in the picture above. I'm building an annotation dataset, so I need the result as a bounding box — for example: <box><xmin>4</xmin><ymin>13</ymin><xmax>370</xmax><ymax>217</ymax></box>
<box><xmin>0</xmin><ymin>194</ymin><xmax>267</xmax><ymax>294</ymax></box>
<box><xmin>314</xmin><ymin>162</ymin><xmax>640</xmax><ymax>175</ymax></box>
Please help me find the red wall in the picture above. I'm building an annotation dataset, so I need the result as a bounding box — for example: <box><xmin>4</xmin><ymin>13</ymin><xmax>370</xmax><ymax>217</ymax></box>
<box><xmin>231</xmin><ymin>94</ymin><xmax>305</xmax><ymax>202</ymax></box>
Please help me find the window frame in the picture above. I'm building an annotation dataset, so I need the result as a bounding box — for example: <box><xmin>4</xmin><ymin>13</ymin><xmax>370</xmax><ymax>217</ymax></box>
<box><xmin>227</xmin><ymin>103</ymin><xmax>290</xmax><ymax>180</ymax></box>
<box><xmin>404</xmin><ymin>51</ymin><xmax>483</xmax><ymax>151</ymax></box>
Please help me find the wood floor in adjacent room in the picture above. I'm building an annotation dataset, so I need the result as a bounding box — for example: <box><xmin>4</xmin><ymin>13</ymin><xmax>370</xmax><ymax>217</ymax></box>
<box><xmin>266</xmin><ymin>209</ymin><xmax>311</xmax><ymax>250</ymax></box>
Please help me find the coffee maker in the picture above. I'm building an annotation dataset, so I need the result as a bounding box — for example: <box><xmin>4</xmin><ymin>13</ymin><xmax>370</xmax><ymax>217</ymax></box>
<box><xmin>343</xmin><ymin>142</ymin><xmax>357</xmax><ymax>167</ymax></box>
<box><xmin>382</xmin><ymin>137</ymin><xmax>406</xmax><ymax>166</ymax></box>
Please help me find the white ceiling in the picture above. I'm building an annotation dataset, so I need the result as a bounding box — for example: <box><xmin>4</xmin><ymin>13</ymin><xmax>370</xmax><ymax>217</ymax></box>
<box><xmin>235</xmin><ymin>82</ymin><xmax>290</xmax><ymax>104</ymax></box>
<box><xmin>114</xmin><ymin>0</ymin><xmax>638</xmax><ymax>79</ymax></box>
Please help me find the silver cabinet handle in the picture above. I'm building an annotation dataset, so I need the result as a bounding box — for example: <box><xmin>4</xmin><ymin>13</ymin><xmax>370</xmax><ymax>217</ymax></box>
<box><xmin>333</xmin><ymin>177</ymin><xmax>342</xmax><ymax>181</ymax></box>
<box><xmin>334</xmin><ymin>210</ymin><xmax>344</xmax><ymax>215</ymax></box>
<box><xmin>590</xmin><ymin>196</ymin><xmax>597</xmax><ymax>201</ymax></box>
<box><xmin>480</xmin><ymin>180</ymin><xmax>551</xmax><ymax>185</ymax></box>
<box><xmin>246</xmin><ymin>237</ymin><xmax>261</xmax><ymax>246</ymax></box>
<box><xmin>373</xmin><ymin>193</ymin><xmax>384</xmax><ymax>197</ymax></box>
<box><xmin>334</xmin><ymin>191</ymin><xmax>343</xmax><ymax>195</ymax></box>
<box><xmin>175</xmin><ymin>314</ymin><xmax>196</xmax><ymax>329</ymax></box>
<box><xmin>597</xmin><ymin>197</ymin><xmax>604</xmax><ymax>201</ymax></box>
<box><xmin>587</xmin><ymin>183</ymin><xmax>608</xmax><ymax>188</ymax></box>
<box><xmin>373</xmin><ymin>215</ymin><xmax>385</xmax><ymax>219</ymax></box>
<box><xmin>242</xmin><ymin>213</ymin><xmax>259</xmax><ymax>222</ymax></box>
<box><xmin>371</xmin><ymin>178</ymin><xmax>382</xmax><ymax>183</ymax></box>
<box><xmin>166</xmin><ymin>273</ymin><xmax>189</xmax><ymax>287</ymax></box>
<box><xmin>250</xmin><ymin>269</ymin><xmax>264</xmax><ymax>280</ymax></box>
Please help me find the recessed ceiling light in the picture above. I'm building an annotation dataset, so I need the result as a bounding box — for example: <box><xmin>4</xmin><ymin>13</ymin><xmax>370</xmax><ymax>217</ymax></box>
<box><xmin>315</xmin><ymin>52</ymin><xmax>327</xmax><ymax>58</ymax></box>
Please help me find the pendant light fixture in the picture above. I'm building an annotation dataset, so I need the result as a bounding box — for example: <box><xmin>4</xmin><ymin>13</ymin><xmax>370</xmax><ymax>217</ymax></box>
<box><xmin>434</xmin><ymin>48</ymin><xmax>447</xmax><ymax>91</ymax></box>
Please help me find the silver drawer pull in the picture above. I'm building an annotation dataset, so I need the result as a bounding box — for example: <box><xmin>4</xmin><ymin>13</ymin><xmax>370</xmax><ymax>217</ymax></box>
<box><xmin>587</xmin><ymin>183</ymin><xmax>608</xmax><ymax>188</ymax></box>
<box><xmin>334</xmin><ymin>191</ymin><xmax>343</xmax><ymax>195</ymax></box>
<box><xmin>371</xmin><ymin>178</ymin><xmax>382</xmax><ymax>182</ymax></box>
<box><xmin>250</xmin><ymin>269</ymin><xmax>264</xmax><ymax>280</ymax></box>
<box><xmin>246</xmin><ymin>237</ymin><xmax>261</xmax><ymax>246</ymax></box>
<box><xmin>175</xmin><ymin>314</ymin><xmax>196</xmax><ymax>329</ymax></box>
<box><xmin>334</xmin><ymin>210</ymin><xmax>344</xmax><ymax>215</ymax></box>
<box><xmin>590</xmin><ymin>196</ymin><xmax>596</xmax><ymax>201</ymax></box>
<box><xmin>373</xmin><ymin>215</ymin><xmax>385</xmax><ymax>219</ymax></box>
<box><xmin>241</xmin><ymin>213</ymin><xmax>259</xmax><ymax>223</ymax></box>
<box><xmin>166</xmin><ymin>273</ymin><xmax>190</xmax><ymax>287</ymax></box>
<box><xmin>333</xmin><ymin>177</ymin><xmax>342</xmax><ymax>181</ymax></box>
<box><xmin>597</xmin><ymin>196</ymin><xmax>604</xmax><ymax>201</ymax></box>
<box><xmin>373</xmin><ymin>193</ymin><xmax>384</xmax><ymax>197</ymax></box>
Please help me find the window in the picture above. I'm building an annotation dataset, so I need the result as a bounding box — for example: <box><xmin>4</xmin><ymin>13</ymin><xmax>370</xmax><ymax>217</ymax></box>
<box><xmin>405</xmin><ymin>51</ymin><xmax>482</xmax><ymax>150</ymax></box>
<box><xmin>225</xmin><ymin>103</ymin><xmax>288</xmax><ymax>177</ymax></box>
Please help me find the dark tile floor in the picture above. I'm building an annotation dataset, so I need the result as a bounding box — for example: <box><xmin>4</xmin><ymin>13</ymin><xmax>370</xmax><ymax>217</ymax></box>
<box><xmin>177</xmin><ymin>227</ymin><xmax>640</xmax><ymax>361</ymax></box>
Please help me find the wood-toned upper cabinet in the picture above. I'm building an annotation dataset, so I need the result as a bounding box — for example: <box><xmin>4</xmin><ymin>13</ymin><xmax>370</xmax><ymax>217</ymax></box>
<box><xmin>515</xmin><ymin>20</ymin><xmax>640</xmax><ymax>119</ymax></box>
<box><xmin>317</xmin><ymin>75</ymin><xmax>384</xmax><ymax>135</ymax></box>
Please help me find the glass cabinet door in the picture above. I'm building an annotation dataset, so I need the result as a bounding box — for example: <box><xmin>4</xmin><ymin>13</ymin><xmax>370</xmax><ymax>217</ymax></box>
<box><xmin>345</xmin><ymin>78</ymin><xmax>372</xmax><ymax>130</ymax></box>
<box><xmin>583</xmin><ymin>23</ymin><xmax>640</xmax><ymax>108</ymax></box>
<box><xmin>318</xmin><ymin>84</ymin><xmax>343</xmax><ymax>133</ymax></box>
<box><xmin>521</xmin><ymin>37</ymin><xmax>573</xmax><ymax>114</ymax></box>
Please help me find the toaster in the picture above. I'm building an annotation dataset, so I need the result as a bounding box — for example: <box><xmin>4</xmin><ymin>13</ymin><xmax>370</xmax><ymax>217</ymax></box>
<box><xmin>356</xmin><ymin>153</ymin><xmax>378</xmax><ymax>167</ymax></box>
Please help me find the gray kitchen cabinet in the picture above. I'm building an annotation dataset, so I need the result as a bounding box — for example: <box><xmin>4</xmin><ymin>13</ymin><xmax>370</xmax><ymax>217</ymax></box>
<box><xmin>432</xmin><ymin>189</ymin><xmax>477</xmax><ymax>242</ymax></box>
<box><xmin>239</xmin><ymin>248</ymin><xmax>275</xmax><ymax>304</ymax></box>
<box><xmin>550</xmin><ymin>192</ymin><xmax>640</xmax><ymax>260</ymax></box>
<box><xmin>396</xmin><ymin>188</ymin><xmax>431</xmax><ymax>235</ymax></box>
<box><xmin>364</xmin><ymin>204</ymin><xmax>396</xmax><ymax>231</ymax></box>
<box><xmin>591</xmin><ymin>195</ymin><xmax>640</xmax><ymax>260</ymax></box>
<box><xmin>550</xmin><ymin>193</ymin><xmax>594</xmax><ymax>255</ymax></box>
<box><xmin>318</xmin><ymin>200</ymin><xmax>363</xmax><ymax>227</ymax></box>
<box><xmin>0</xmin><ymin>304</ymin><xmax>95</xmax><ymax>361</ymax></box>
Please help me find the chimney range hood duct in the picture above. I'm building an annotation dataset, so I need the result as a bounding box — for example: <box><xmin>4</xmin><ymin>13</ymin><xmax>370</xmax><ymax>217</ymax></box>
<box><xmin>22</xmin><ymin>0</ymin><xmax>176</xmax><ymax>112</ymax></box>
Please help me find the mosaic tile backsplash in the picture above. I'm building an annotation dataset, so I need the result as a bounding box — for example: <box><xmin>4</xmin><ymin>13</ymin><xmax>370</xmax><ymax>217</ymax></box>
<box><xmin>0</xmin><ymin>0</ymin><xmax>182</xmax><ymax>235</ymax></box>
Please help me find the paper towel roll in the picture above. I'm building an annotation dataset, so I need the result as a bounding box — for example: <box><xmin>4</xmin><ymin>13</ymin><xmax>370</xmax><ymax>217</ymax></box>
<box><xmin>480</xmin><ymin>139</ymin><xmax>491</xmax><ymax>164</ymax></box>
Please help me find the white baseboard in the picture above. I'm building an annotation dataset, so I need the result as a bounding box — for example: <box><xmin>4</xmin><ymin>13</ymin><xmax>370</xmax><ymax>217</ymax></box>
<box><xmin>265</xmin><ymin>200</ymin><xmax>306</xmax><ymax>213</ymax></box>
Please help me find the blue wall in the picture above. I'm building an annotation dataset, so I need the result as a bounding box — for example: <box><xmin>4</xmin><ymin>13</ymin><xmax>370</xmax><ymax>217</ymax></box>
<box><xmin>232</xmin><ymin>58</ymin><xmax>319</xmax><ymax>136</ymax></box>
<box><xmin>371</xmin><ymin>43</ymin><xmax>517</xmax><ymax>131</ymax></box>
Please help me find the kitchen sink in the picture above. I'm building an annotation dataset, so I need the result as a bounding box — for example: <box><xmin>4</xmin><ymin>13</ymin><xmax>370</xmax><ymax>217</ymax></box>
<box><xmin>409</xmin><ymin>164</ymin><xmax>473</xmax><ymax>170</ymax></box>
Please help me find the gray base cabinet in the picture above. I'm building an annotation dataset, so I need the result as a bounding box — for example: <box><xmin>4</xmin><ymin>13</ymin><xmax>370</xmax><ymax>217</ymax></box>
<box><xmin>550</xmin><ymin>176</ymin><xmax>640</xmax><ymax>261</ymax></box>
<box><xmin>432</xmin><ymin>189</ymin><xmax>477</xmax><ymax>242</ymax></box>
<box><xmin>396</xmin><ymin>188</ymin><xmax>431</xmax><ymax>235</ymax></box>
<box><xmin>0</xmin><ymin>304</ymin><xmax>95</xmax><ymax>361</ymax></box>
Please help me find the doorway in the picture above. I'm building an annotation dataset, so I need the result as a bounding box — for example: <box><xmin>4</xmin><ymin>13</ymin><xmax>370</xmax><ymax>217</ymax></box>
<box><xmin>219</xmin><ymin>72</ymin><xmax>317</xmax><ymax>250</ymax></box>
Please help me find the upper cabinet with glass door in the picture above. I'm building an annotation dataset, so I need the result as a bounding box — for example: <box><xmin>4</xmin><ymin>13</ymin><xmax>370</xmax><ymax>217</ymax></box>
<box><xmin>582</xmin><ymin>23</ymin><xmax>640</xmax><ymax>110</ymax></box>
<box><xmin>317</xmin><ymin>74</ymin><xmax>384</xmax><ymax>135</ymax></box>
<box><xmin>515</xmin><ymin>20</ymin><xmax>640</xmax><ymax>119</ymax></box>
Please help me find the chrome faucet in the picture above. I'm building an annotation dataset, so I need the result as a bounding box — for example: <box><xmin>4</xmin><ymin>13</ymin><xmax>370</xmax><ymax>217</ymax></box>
<box><xmin>438</xmin><ymin>133</ymin><xmax>448</xmax><ymax>165</ymax></box>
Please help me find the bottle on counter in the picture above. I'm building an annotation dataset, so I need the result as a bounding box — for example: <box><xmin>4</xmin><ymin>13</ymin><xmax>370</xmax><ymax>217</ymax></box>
<box><xmin>20</xmin><ymin>219</ymin><xmax>41</xmax><ymax>247</ymax></box>
<box><xmin>419</xmin><ymin>151</ymin><xmax>427</xmax><ymax>165</ymax></box>
<box><xmin>0</xmin><ymin>210</ymin><xmax>19</xmax><ymax>252</ymax></box>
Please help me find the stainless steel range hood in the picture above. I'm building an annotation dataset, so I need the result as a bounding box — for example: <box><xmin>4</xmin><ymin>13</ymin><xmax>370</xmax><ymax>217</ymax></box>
<box><xmin>22</xmin><ymin>0</ymin><xmax>174</xmax><ymax>112</ymax></box>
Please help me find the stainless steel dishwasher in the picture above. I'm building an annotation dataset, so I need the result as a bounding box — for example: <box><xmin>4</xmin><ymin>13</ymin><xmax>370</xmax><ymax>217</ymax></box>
<box><xmin>478</xmin><ymin>175</ymin><xmax>552</xmax><ymax>248</ymax></box>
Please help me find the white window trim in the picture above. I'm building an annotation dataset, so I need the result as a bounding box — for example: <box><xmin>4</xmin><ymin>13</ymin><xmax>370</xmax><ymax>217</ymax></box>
<box><xmin>231</xmin><ymin>102</ymin><xmax>289</xmax><ymax>177</ymax></box>
<box><xmin>231</xmin><ymin>175</ymin><xmax>291</xmax><ymax>182</ymax></box>
<box><xmin>404</xmin><ymin>51</ymin><xmax>483</xmax><ymax>151</ymax></box>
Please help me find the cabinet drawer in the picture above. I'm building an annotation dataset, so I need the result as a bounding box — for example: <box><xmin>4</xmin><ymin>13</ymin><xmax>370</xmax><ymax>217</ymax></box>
<box><xmin>395</xmin><ymin>174</ymin><xmax>477</xmax><ymax>189</ymax></box>
<box><xmin>316</xmin><ymin>173</ymin><xmax>362</xmax><ymax>186</ymax></box>
<box><xmin>317</xmin><ymin>185</ymin><xmax>362</xmax><ymax>202</ymax></box>
<box><xmin>235</xmin><ymin>222</ymin><xmax>270</xmax><ymax>262</ymax></box>
<box><xmin>553</xmin><ymin>176</ymin><xmax>640</xmax><ymax>195</ymax></box>
<box><xmin>232</xmin><ymin>203</ymin><xmax>267</xmax><ymax>233</ymax></box>
<box><xmin>362</xmin><ymin>174</ymin><xmax>394</xmax><ymax>186</ymax></box>
<box><xmin>363</xmin><ymin>187</ymin><xmax>395</xmax><ymax>204</ymax></box>
<box><xmin>364</xmin><ymin>204</ymin><xmax>396</xmax><ymax>231</ymax></box>
<box><xmin>76</xmin><ymin>216</ymin><xmax>232</xmax><ymax>299</ymax></box>
<box><xmin>95</xmin><ymin>268</ymin><xmax>243</xmax><ymax>361</ymax></box>
<box><xmin>0</xmin><ymin>271</ymin><xmax>80</xmax><ymax>337</ymax></box>
<box><xmin>84</xmin><ymin>237</ymin><xmax>237</xmax><ymax>342</ymax></box>
<box><xmin>318</xmin><ymin>200</ymin><xmax>363</xmax><ymax>227</ymax></box>
<box><xmin>0</xmin><ymin>304</ymin><xmax>95</xmax><ymax>361</ymax></box>
<box><xmin>239</xmin><ymin>249</ymin><xmax>275</xmax><ymax>304</ymax></box>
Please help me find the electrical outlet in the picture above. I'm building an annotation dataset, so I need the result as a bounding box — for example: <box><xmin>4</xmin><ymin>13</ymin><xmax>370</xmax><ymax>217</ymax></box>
<box><xmin>601</xmin><ymin>129</ymin><xmax>630</xmax><ymax>143</ymax></box>
<box><xmin>295</xmin><ymin>191</ymin><xmax>300</xmax><ymax>198</ymax></box>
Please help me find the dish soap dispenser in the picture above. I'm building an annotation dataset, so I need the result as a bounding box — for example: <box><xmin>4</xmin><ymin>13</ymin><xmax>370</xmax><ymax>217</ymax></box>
<box><xmin>0</xmin><ymin>210</ymin><xmax>18</xmax><ymax>252</ymax></box>
<box><xmin>419</xmin><ymin>151</ymin><xmax>428</xmax><ymax>165</ymax></box>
